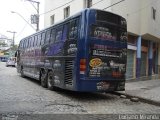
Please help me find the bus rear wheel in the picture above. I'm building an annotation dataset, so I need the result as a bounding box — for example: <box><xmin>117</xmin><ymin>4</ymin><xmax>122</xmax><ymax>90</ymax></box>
<box><xmin>47</xmin><ymin>71</ymin><xmax>59</xmax><ymax>91</ymax></box>
<box><xmin>47</xmin><ymin>71</ymin><xmax>54</xmax><ymax>90</ymax></box>
<box><xmin>40</xmin><ymin>69</ymin><xmax>47</xmax><ymax>88</ymax></box>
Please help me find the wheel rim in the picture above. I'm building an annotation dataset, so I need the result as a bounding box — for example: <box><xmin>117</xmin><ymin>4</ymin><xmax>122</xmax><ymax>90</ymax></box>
<box><xmin>48</xmin><ymin>72</ymin><xmax>53</xmax><ymax>88</ymax></box>
<box><xmin>41</xmin><ymin>71</ymin><xmax>46</xmax><ymax>84</ymax></box>
<box><xmin>40</xmin><ymin>71</ymin><xmax>47</xmax><ymax>87</ymax></box>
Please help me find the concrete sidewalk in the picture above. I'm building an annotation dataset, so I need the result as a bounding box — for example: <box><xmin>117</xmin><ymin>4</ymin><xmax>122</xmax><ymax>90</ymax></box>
<box><xmin>117</xmin><ymin>79</ymin><xmax>160</xmax><ymax>106</ymax></box>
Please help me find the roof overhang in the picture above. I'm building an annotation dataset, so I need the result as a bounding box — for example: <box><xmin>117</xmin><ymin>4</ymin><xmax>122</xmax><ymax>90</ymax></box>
<box><xmin>142</xmin><ymin>33</ymin><xmax>160</xmax><ymax>43</ymax></box>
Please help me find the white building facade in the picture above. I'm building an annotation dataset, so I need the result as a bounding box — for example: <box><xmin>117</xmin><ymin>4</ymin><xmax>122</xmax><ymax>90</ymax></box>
<box><xmin>44</xmin><ymin>0</ymin><xmax>160</xmax><ymax>80</ymax></box>
<box><xmin>0</xmin><ymin>34</ymin><xmax>11</xmax><ymax>51</ymax></box>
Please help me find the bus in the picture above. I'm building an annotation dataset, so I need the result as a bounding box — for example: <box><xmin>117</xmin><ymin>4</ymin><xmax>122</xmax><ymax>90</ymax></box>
<box><xmin>16</xmin><ymin>8</ymin><xmax>127</xmax><ymax>92</ymax></box>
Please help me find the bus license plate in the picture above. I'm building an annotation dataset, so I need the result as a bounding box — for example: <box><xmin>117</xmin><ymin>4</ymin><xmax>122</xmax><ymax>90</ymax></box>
<box><xmin>97</xmin><ymin>82</ymin><xmax>110</xmax><ymax>90</ymax></box>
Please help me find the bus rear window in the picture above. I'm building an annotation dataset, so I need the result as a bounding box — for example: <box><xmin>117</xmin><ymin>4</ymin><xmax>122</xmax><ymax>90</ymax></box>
<box><xmin>96</xmin><ymin>10</ymin><xmax>119</xmax><ymax>24</ymax></box>
<box><xmin>90</xmin><ymin>24</ymin><xmax>117</xmax><ymax>41</ymax></box>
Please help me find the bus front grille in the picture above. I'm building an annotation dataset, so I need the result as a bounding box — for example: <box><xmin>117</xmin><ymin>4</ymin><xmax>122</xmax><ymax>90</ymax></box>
<box><xmin>65</xmin><ymin>60</ymin><xmax>74</xmax><ymax>86</ymax></box>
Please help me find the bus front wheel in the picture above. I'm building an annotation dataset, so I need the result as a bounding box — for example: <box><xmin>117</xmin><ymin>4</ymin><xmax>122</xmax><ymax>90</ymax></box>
<box><xmin>20</xmin><ymin>67</ymin><xmax>25</xmax><ymax>77</ymax></box>
<box><xmin>40</xmin><ymin>69</ymin><xmax>47</xmax><ymax>88</ymax></box>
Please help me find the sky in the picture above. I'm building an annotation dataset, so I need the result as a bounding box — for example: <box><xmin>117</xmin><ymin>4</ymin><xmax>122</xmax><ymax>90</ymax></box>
<box><xmin>0</xmin><ymin>0</ymin><xmax>44</xmax><ymax>45</ymax></box>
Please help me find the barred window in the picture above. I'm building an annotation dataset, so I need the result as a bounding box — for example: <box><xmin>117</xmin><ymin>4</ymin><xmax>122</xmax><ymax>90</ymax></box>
<box><xmin>64</xmin><ymin>6</ymin><xmax>70</xmax><ymax>19</ymax></box>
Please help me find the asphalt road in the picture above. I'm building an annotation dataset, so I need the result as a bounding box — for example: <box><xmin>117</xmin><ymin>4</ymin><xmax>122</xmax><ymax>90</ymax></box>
<box><xmin>0</xmin><ymin>62</ymin><xmax>160</xmax><ymax>120</ymax></box>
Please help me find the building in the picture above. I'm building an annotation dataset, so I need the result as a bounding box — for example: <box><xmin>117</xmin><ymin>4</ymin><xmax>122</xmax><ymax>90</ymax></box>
<box><xmin>44</xmin><ymin>0</ymin><xmax>160</xmax><ymax>80</ymax></box>
<box><xmin>0</xmin><ymin>34</ymin><xmax>11</xmax><ymax>51</ymax></box>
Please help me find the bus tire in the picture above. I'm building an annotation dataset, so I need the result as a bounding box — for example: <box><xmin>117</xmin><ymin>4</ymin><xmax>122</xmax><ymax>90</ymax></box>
<box><xmin>47</xmin><ymin>71</ymin><xmax>59</xmax><ymax>91</ymax></box>
<box><xmin>40</xmin><ymin>69</ymin><xmax>47</xmax><ymax>88</ymax></box>
<box><xmin>47</xmin><ymin>71</ymin><xmax>54</xmax><ymax>90</ymax></box>
<box><xmin>20</xmin><ymin>67</ymin><xmax>25</xmax><ymax>77</ymax></box>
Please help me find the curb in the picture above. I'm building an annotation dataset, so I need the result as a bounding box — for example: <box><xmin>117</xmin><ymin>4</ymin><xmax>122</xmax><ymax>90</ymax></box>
<box><xmin>112</xmin><ymin>91</ymin><xmax>160</xmax><ymax>107</ymax></box>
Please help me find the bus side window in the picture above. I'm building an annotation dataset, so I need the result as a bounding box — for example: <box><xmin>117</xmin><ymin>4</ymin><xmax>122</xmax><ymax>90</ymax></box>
<box><xmin>27</xmin><ymin>38</ymin><xmax>29</xmax><ymax>48</ymax></box>
<box><xmin>32</xmin><ymin>36</ymin><xmax>35</xmax><ymax>47</ymax></box>
<box><xmin>29</xmin><ymin>37</ymin><xmax>32</xmax><ymax>48</ymax></box>
<box><xmin>24</xmin><ymin>40</ymin><xmax>26</xmax><ymax>48</ymax></box>
<box><xmin>23</xmin><ymin>40</ymin><xmax>25</xmax><ymax>48</ymax></box>
<box><xmin>34</xmin><ymin>35</ymin><xmax>38</xmax><ymax>47</ymax></box>
<box><xmin>19</xmin><ymin>41</ymin><xmax>23</xmax><ymax>49</ymax></box>
<box><xmin>46</xmin><ymin>29</ymin><xmax>51</xmax><ymax>43</ymax></box>
<box><xmin>62</xmin><ymin>23</ymin><xmax>69</xmax><ymax>42</ymax></box>
<box><xmin>21</xmin><ymin>40</ymin><xmax>24</xmax><ymax>49</ymax></box>
<box><xmin>37</xmin><ymin>34</ymin><xmax>41</xmax><ymax>46</ymax></box>
<box><xmin>26</xmin><ymin>39</ymin><xmax>28</xmax><ymax>48</ymax></box>
<box><xmin>69</xmin><ymin>19</ymin><xmax>79</xmax><ymax>39</ymax></box>
<box><xmin>50</xmin><ymin>28</ymin><xmax>55</xmax><ymax>43</ymax></box>
<box><xmin>55</xmin><ymin>26</ymin><xmax>63</xmax><ymax>42</ymax></box>
<box><xmin>24</xmin><ymin>39</ymin><xmax>28</xmax><ymax>48</ymax></box>
<box><xmin>30</xmin><ymin>37</ymin><xmax>32</xmax><ymax>47</ymax></box>
<box><xmin>41</xmin><ymin>32</ymin><xmax>46</xmax><ymax>45</ymax></box>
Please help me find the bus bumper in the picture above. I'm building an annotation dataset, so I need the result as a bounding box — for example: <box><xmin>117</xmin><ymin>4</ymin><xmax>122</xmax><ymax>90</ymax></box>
<box><xmin>77</xmin><ymin>79</ymin><xmax>125</xmax><ymax>92</ymax></box>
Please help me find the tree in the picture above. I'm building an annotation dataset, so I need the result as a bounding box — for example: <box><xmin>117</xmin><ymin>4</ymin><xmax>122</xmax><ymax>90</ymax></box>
<box><xmin>10</xmin><ymin>45</ymin><xmax>18</xmax><ymax>51</ymax></box>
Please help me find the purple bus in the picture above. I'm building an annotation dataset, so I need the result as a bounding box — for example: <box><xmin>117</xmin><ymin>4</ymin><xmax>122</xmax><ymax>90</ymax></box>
<box><xmin>16</xmin><ymin>9</ymin><xmax>127</xmax><ymax>92</ymax></box>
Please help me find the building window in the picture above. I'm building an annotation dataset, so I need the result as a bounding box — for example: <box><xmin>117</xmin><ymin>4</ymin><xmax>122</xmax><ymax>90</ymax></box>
<box><xmin>84</xmin><ymin>0</ymin><xmax>92</xmax><ymax>8</ymax></box>
<box><xmin>64</xmin><ymin>6</ymin><xmax>70</xmax><ymax>19</ymax></box>
<box><xmin>152</xmin><ymin>7</ymin><xmax>156</xmax><ymax>20</ymax></box>
<box><xmin>50</xmin><ymin>14</ymin><xmax>55</xmax><ymax>25</ymax></box>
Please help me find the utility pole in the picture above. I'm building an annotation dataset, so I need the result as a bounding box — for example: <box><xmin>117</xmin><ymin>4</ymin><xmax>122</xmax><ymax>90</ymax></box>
<box><xmin>7</xmin><ymin>31</ymin><xmax>16</xmax><ymax>46</ymax></box>
<box><xmin>25</xmin><ymin>0</ymin><xmax>40</xmax><ymax>31</ymax></box>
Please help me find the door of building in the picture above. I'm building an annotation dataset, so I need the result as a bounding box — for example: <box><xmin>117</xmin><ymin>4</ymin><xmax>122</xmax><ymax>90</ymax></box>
<box><xmin>140</xmin><ymin>52</ymin><xmax>147</xmax><ymax>77</ymax></box>
<box><xmin>126</xmin><ymin>50</ymin><xmax>134</xmax><ymax>79</ymax></box>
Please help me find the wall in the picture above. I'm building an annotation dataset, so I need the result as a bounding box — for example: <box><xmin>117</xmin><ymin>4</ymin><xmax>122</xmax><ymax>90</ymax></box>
<box><xmin>90</xmin><ymin>0</ymin><xmax>111</xmax><ymax>11</ymax></box>
<box><xmin>147</xmin><ymin>0</ymin><xmax>160</xmax><ymax>39</ymax></box>
<box><xmin>44</xmin><ymin>0</ymin><xmax>84</xmax><ymax>28</ymax></box>
<box><xmin>110</xmin><ymin>0</ymin><xmax>141</xmax><ymax>35</ymax></box>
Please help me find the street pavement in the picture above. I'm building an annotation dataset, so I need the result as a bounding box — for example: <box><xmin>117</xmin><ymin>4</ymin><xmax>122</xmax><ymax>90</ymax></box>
<box><xmin>117</xmin><ymin>79</ymin><xmax>160</xmax><ymax>106</ymax></box>
<box><xmin>1</xmin><ymin>62</ymin><xmax>160</xmax><ymax>120</ymax></box>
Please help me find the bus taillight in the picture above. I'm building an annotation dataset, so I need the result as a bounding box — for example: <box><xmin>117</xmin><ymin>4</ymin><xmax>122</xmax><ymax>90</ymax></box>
<box><xmin>80</xmin><ymin>59</ymin><xmax>86</xmax><ymax>74</ymax></box>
